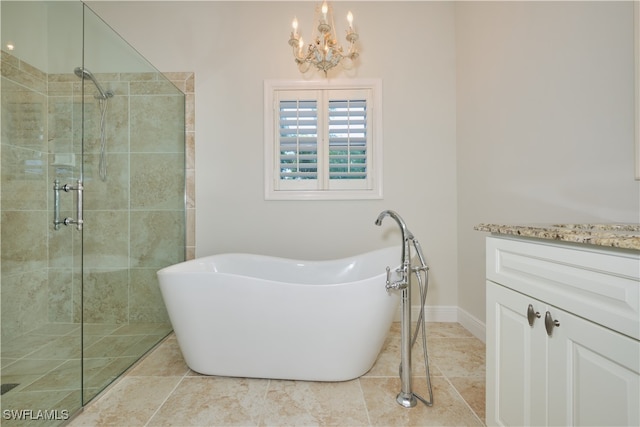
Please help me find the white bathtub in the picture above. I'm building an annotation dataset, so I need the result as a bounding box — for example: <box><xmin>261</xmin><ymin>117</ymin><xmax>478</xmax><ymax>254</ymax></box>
<box><xmin>157</xmin><ymin>246</ymin><xmax>401</xmax><ymax>382</ymax></box>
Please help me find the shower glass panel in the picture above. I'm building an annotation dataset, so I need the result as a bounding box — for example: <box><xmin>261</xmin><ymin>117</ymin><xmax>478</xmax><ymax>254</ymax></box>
<box><xmin>1</xmin><ymin>2</ymin><xmax>85</xmax><ymax>422</ymax></box>
<box><xmin>1</xmin><ymin>1</ymin><xmax>185</xmax><ymax>423</ymax></box>
<box><xmin>80</xmin><ymin>5</ymin><xmax>185</xmax><ymax>405</ymax></box>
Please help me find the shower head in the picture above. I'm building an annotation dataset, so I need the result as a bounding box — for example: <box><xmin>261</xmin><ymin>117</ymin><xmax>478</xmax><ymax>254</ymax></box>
<box><xmin>73</xmin><ymin>66</ymin><xmax>90</xmax><ymax>79</ymax></box>
<box><xmin>74</xmin><ymin>67</ymin><xmax>113</xmax><ymax>100</ymax></box>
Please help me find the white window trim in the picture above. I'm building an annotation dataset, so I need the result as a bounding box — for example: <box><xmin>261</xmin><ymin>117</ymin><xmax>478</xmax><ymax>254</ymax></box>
<box><xmin>264</xmin><ymin>79</ymin><xmax>383</xmax><ymax>201</ymax></box>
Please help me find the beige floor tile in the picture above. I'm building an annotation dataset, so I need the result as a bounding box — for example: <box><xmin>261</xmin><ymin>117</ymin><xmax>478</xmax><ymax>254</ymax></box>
<box><xmin>23</xmin><ymin>335</ymin><xmax>82</xmax><ymax>360</ymax></box>
<box><xmin>147</xmin><ymin>376</ymin><xmax>268</xmax><ymax>426</ymax></box>
<box><xmin>1</xmin><ymin>389</ymin><xmax>80</xmax><ymax>427</ymax></box>
<box><xmin>110</xmin><ymin>323</ymin><xmax>171</xmax><ymax>336</ymax></box>
<box><xmin>2</xmin><ymin>334</ymin><xmax>59</xmax><ymax>359</ymax></box>
<box><xmin>449</xmin><ymin>376</ymin><xmax>486</xmax><ymax>423</ymax></box>
<box><xmin>366</xmin><ymin>323</ymin><xmax>443</xmax><ymax>378</ymax></box>
<box><xmin>361</xmin><ymin>376</ymin><xmax>483</xmax><ymax>426</ymax></box>
<box><xmin>83</xmin><ymin>356</ymin><xmax>140</xmax><ymax>391</ymax></box>
<box><xmin>1</xmin><ymin>358</ymin><xmax>65</xmax><ymax>377</ymax></box>
<box><xmin>30</xmin><ymin>323</ymin><xmax>80</xmax><ymax>336</ymax></box>
<box><xmin>67</xmin><ymin>376</ymin><xmax>181</xmax><ymax>426</ymax></box>
<box><xmin>21</xmin><ymin>359</ymin><xmax>82</xmax><ymax>392</ymax></box>
<box><xmin>82</xmin><ymin>335</ymin><xmax>146</xmax><ymax>359</ymax></box>
<box><xmin>82</xmin><ymin>324</ymin><xmax>121</xmax><ymax>336</ymax></box>
<box><xmin>427</xmin><ymin>337</ymin><xmax>485</xmax><ymax>378</ymax></box>
<box><xmin>260</xmin><ymin>379</ymin><xmax>370</xmax><ymax>426</ymax></box>
<box><xmin>128</xmin><ymin>336</ymin><xmax>189</xmax><ymax>377</ymax></box>
<box><xmin>426</xmin><ymin>322</ymin><xmax>474</xmax><ymax>339</ymax></box>
<box><xmin>65</xmin><ymin>322</ymin><xmax>487</xmax><ymax>427</ymax></box>
<box><xmin>1</xmin><ymin>322</ymin><xmax>175</xmax><ymax>427</ymax></box>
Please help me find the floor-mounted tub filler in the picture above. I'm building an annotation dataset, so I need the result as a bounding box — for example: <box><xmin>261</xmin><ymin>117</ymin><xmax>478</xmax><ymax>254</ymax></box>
<box><xmin>375</xmin><ymin>210</ymin><xmax>434</xmax><ymax>408</ymax></box>
<box><xmin>157</xmin><ymin>210</ymin><xmax>433</xmax><ymax>407</ymax></box>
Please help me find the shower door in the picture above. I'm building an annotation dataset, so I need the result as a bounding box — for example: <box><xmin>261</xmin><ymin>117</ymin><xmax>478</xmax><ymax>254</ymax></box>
<box><xmin>80</xmin><ymin>5</ymin><xmax>185</xmax><ymax>405</ymax></box>
<box><xmin>1</xmin><ymin>1</ymin><xmax>185</xmax><ymax>422</ymax></box>
<box><xmin>1</xmin><ymin>2</ymin><xmax>86</xmax><ymax>423</ymax></box>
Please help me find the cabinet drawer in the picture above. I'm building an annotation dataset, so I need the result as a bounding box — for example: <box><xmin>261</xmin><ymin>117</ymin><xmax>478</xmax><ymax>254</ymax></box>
<box><xmin>486</xmin><ymin>236</ymin><xmax>640</xmax><ymax>340</ymax></box>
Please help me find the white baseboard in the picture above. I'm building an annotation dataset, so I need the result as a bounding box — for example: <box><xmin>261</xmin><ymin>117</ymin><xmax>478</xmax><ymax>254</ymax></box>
<box><xmin>457</xmin><ymin>307</ymin><xmax>486</xmax><ymax>343</ymax></box>
<box><xmin>395</xmin><ymin>305</ymin><xmax>486</xmax><ymax>343</ymax></box>
<box><xmin>394</xmin><ymin>305</ymin><xmax>457</xmax><ymax>323</ymax></box>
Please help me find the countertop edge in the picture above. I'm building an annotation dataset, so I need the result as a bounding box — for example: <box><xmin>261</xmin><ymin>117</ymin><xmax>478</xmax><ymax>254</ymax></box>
<box><xmin>474</xmin><ymin>223</ymin><xmax>640</xmax><ymax>252</ymax></box>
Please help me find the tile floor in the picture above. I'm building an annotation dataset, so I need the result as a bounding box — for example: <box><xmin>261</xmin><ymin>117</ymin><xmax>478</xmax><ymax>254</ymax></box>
<box><xmin>67</xmin><ymin>323</ymin><xmax>486</xmax><ymax>426</ymax></box>
<box><xmin>1</xmin><ymin>322</ymin><xmax>171</xmax><ymax>427</ymax></box>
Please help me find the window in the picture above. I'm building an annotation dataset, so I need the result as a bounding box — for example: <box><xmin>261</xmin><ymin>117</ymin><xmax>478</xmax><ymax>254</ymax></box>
<box><xmin>265</xmin><ymin>80</ymin><xmax>382</xmax><ymax>200</ymax></box>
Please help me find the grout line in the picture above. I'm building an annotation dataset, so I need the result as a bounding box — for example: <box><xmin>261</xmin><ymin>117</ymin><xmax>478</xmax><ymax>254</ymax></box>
<box><xmin>442</xmin><ymin>374</ymin><xmax>486</xmax><ymax>426</ymax></box>
<box><xmin>143</xmin><ymin>373</ymin><xmax>187</xmax><ymax>427</ymax></box>
<box><xmin>356</xmin><ymin>378</ymin><xmax>373</xmax><ymax>427</ymax></box>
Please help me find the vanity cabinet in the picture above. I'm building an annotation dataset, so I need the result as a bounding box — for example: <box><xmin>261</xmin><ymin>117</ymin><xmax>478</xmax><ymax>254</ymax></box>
<box><xmin>485</xmin><ymin>236</ymin><xmax>640</xmax><ymax>427</ymax></box>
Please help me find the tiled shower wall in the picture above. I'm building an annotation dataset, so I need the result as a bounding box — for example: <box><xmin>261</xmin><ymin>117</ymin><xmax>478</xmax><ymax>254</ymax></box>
<box><xmin>0</xmin><ymin>50</ymin><xmax>195</xmax><ymax>338</ymax></box>
<box><xmin>165</xmin><ymin>72</ymin><xmax>195</xmax><ymax>262</ymax></box>
<box><xmin>1</xmin><ymin>51</ymin><xmax>50</xmax><ymax>339</ymax></box>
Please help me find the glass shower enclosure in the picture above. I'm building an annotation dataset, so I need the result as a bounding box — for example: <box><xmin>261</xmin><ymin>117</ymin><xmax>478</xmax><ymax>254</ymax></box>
<box><xmin>1</xmin><ymin>2</ymin><xmax>185</xmax><ymax>423</ymax></box>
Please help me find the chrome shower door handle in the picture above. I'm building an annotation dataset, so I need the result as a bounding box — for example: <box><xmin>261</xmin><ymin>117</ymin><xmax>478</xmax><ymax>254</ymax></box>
<box><xmin>53</xmin><ymin>179</ymin><xmax>62</xmax><ymax>230</ymax></box>
<box><xmin>57</xmin><ymin>179</ymin><xmax>84</xmax><ymax>231</ymax></box>
<box><xmin>76</xmin><ymin>180</ymin><xmax>83</xmax><ymax>231</ymax></box>
<box><xmin>68</xmin><ymin>179</ymin><xmax>84</xmax><ymax>231</ymax></box>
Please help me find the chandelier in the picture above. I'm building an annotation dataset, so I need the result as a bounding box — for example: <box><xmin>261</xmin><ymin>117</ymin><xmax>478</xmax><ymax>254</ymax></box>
<box><xmin>288</xmin><ymin>1</ymin><xmax>359</xmax><ymax>76</ymax></box>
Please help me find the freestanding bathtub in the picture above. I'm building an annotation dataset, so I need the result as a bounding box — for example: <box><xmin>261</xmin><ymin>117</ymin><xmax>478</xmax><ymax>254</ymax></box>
<box><xmin>157</xmin><ymin>246</ymin><xmax>401</xmax><ymax>382</ymax></box>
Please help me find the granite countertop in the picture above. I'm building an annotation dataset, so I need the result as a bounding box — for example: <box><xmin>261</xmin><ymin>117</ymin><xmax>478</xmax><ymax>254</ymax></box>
<box><xmin>474</xmin><ymin>223</ymin><xmax>640</xmax><ymax>251</ymax></box>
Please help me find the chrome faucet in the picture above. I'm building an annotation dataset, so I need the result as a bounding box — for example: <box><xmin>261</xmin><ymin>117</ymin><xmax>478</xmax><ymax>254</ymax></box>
<box><xmin>375</xmin><ymin>209</ymin><xmax>414</xmax><ymax>240</ymax></box>
<box><xmin>375</xmin><ymin>209</ymin><xmax>418</xmax><ymax>407</ymax></box>
<box><xmin>375</xmin><ymin>210</ymin><xmax>413</xmax><ymax>291</ymax></box>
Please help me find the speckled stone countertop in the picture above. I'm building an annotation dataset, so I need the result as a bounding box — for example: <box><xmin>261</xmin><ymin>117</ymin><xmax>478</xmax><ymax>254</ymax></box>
<box><xmin>474</xmin><ymin>223</ymin><xmax>640</xmax><ymax>251</ymax></box>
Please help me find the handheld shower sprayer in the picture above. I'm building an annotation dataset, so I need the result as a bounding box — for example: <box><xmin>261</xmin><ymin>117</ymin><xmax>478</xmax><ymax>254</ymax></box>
<box><xmin>74</xmin><ymin>67</ymin><xmax>113</xmax><ymax>100</ymax></box>
<box><xmin>74</xmin><ymin>66</ymin><xmax>112</xmax><ymax>181</ymax></box>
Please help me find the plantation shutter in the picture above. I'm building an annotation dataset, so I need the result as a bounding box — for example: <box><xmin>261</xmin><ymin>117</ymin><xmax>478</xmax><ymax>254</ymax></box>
<box><xmin>268</xmin><ymin>83</ymin><xmax>379</xmax><ymax>198</ymax></box>
<box><xmin>326</xmin><ymin>89</ymin><xmax>371</xmax><ymax>191</ymax></box>
<box><xmin>328</xmin><ymin>98</ymin><xmax>367</xmax><ymax>181</ymax></box>
<box><xmin>278</xmin><ymin>99</ymin><xmax>318</xmax><ymax>182</ymax></box>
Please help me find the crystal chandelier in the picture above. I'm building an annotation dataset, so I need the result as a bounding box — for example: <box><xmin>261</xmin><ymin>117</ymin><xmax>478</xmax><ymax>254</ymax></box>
<box><xmin>288</xmin><ymin>1</ymin><xmax>359</xmax><ymax>76</ymax></box>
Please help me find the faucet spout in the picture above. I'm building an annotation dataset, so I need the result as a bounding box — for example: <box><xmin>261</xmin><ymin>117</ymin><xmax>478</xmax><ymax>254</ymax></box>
<box><xmin>375</xmin><ymin>210</ymin><xmax>414</xmax><ymax>285</ymax></box>
<box><xmin>375</xmin><ymin>210</ymin><xmax>414</xmax><ymax>240</ymax></box>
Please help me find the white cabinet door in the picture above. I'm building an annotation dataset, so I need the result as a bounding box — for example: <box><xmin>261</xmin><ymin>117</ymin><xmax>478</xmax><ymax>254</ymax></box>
<box><xmin>486</xmin><ymin>282</ymin><xmax>547</xmax><ymax>427</ymax></box>
<box><xmin>486</xmin><ymin>236</ymin><xmax>640</xmax><ymax>427</ymax></box>
<box><xmin>547</xmin><ymin>307</ymin><xmax>640</xmax><ymax>427</ymax></box>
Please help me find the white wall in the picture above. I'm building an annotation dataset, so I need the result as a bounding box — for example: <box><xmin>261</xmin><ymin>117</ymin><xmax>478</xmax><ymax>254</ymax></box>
<box><xmin>456</xmin><ymin>1</ymin><xmax>639</xmax><ymax>323</ymax></box>
<box><xmin>86</xmin><ymin>1</ymin><xmax>460</xmax><ymax>310</ymax></box>
<box><xmin>87</xmin><ymin>1</ymin><xmax>639</xmax><ymax>329</ymax></box>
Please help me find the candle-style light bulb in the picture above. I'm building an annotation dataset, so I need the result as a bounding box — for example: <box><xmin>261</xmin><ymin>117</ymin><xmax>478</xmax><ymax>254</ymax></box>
<box><xmin>347</xmin><ymin>11</ymin><xmax>353</xmax><ymax>28</ymax></box>
<box><xmin>292</xmin><ymin>17</ymin><xmax>298</xmax><ymax>34</ymax></box>
<box><xmin>321</xmin><ymin>2</ymin><xmax>328</xmax><ymax>20</ymax></box>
